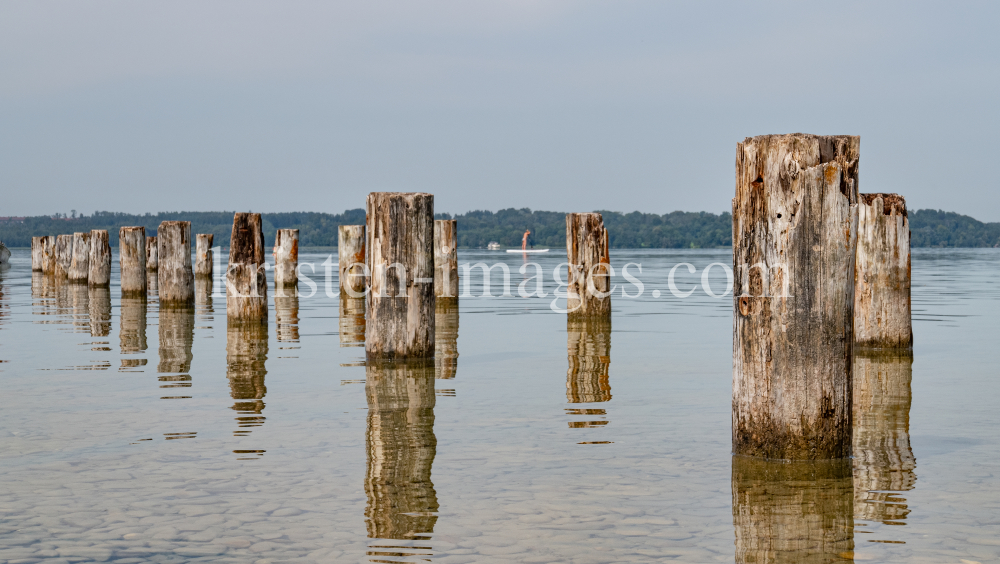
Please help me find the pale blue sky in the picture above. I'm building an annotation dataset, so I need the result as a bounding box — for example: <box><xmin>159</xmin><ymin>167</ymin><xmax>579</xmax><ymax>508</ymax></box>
<box><xmin>2</xmin><ymin>1</ymin><xmax>998</xmax><ymax>220</ymax></box>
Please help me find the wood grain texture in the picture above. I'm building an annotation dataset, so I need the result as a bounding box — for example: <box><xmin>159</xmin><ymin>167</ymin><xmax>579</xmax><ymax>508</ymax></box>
<box><xmin>855</xmin><ymin>194</ymin><xmax>912</xmax><ymax>350</ymax></box>
<box><xmin>39</xmin><ymin>236</ymin><xmax>56</xmax><ymax>275</ymax></box>
<box><xmin>733</xmin><ymin>133</ymin><xmax>859</xmax><ymax>460</ymax></box>
<box><xmin>31</xmin><ymin>237</ymin><xmax>43</xmax><ymax>271</ymax></box>
<box><xmin>68</xmin><ymin>232</ymin><xmax>91</xmax><ymax>283</ymax></box>
<box><xmin>274</xmin><ymin>228</ymin><xmax>299</xmax><ymax>290</ymax></box>
<box><xmin>195</xmin><ymin>234</ymin><xmax>214</xmax><ymax>278</ymax></box>
<box><xmin>145</xmin><ymin>236</ymin><xmax>158</xmax><ymax>271</ymax></box>
<box><xmin>157</xmin><ymin>221</ymin><xmax>195</xmax><ymax>306</ymax></box>
<box><xmin>433</xmin><ymin>219</ymin><xmax>458</xmax><ymax>301</ymax></box>
<box><xmin>365</xmin><ymin>193</ymin><xmax>435</xmax><ymax>359</ymax></box>
<box><xmin>566</xmin><ymin>213</ymin><xmax>611</xmax><ymax>319</ymax></box>
<box><xmin>226</xmin><ymin>213</ymin><xmax>267</xmax><ymax>322</ymax></box>
<box><xmin>54</xmin><ymin>234</ymin><xmax>72</xmax><ymax>279</ymax></box>
<box><xmin>88</xmin><ymin>230</ymin><xmax>111</xmax><ymax>286</ymax></box>
<box><xmin>338</xmin><ymin>225</ymin><xmax>366</xmax><ymax>296</ymax></box>
<box><xmin>118</xmin><ymin>227</ymin><xmax>147</xmax><ymax>296</ymax></box>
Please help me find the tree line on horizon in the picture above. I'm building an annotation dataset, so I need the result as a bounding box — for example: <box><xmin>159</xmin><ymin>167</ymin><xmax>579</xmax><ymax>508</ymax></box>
<box><xmin>1</xmin><ymin>208</ymin><xmax>998</xmax><ymax>249</ymax></box>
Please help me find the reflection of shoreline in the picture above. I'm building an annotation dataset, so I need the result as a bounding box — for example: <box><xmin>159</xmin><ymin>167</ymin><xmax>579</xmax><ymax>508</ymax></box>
<box><xmin>853</xmin><ymin>351</ymin><xmax>916</xmax><ymax>526</ymax></box>
<box><xmin>732</xmin><ymin>456</ymin><xmax>854</xmax><ymax>563</ymax></box>
<box><xmin>365</xmin><ymin>359</ymin><xmax>438</xmax><ymax>545</ymax></box>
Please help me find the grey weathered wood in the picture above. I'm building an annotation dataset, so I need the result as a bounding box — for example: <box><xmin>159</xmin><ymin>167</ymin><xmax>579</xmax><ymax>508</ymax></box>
<box><xmin>434</xmin><ymin>299</ymin><xmax>459</xmax><ymax>379</ymax></box>
<box><xmin>195</xmin><ymin>234</ymin><xmax>214</xmax><ymax>278</ymax></box>
<box><xmin>157</xmin><ymin>305</ymin><xmax>194</xmax><ymax>374</ymax></box>
<box><xmin>434</xmin><ymin>219</ymin><xmax>459</xmax><ymax>301</ymax></box>
<box><xmin>88</xmin><ymin>229</ymin><xmax>111</xmax><ymax>286</ymax></box>
<box><xmin>118</xmin><ymin>227</ymin><xmax>147</xmax><ymax>296</ymax></box>
<box><xmin>227</xmin><ymin>321</ymin><xmax>268</xmax><ymax>432</ymax></box>
<box><xmin>68</xmin><ymin>232</ymin><xmax>91</xmax><ymax>283</ymax></box>
<box><xmin>157</xmin><ymin>221</ymin><xmax>195</xmax><ymax>306</ymax></box>
<box><xmin>274</xmin><ymin>228</ymin><xmax>299</xmax><ymax>292</ymax></box>
<box><xmin>566</xmin><ymin>213</ymin><xmax>611</xmax><ymax>319</ymax></box>
<box><xmin>338</xmin><ymin>225</ymin><xmax>366</xmax><ymax>296</ymax></box>
<box><xmin>339</xmin><ymin>296</ymin><xmax>366</xmax><ymax>347</ymax></box>
<box><xmin>226</xmin><ymin>213</ymin><xmax>267</xmax><ymax>323</ymax></box>
<box><xmin>54</xmin><ymin>234</ymin><xmax>73</xmax><ymax>279</ymax></box>
<box><xmin>40</xmin><ymin>236</ymin><xmax>56</xmax><ymax>275</ymax></box>
<box><xmin>733</xmin><ymin>133</ymin><xmax>859</xmax><ymax>460</ymax></box>
<box><xmin>733</xmin><ymin>457</ymin><xmax>854</xmax><ymax>563</ymax></box>
<box><xmin>855</xmin><ymin>194</ymin><xmax>912</xmax><ymax>350</ymax></box>
<box><xmin>366</xmin><ymin>193</ymin><xmax>435</xmax><ymax>359</ymax></box>
<box><xmin>567</xmin><ymin>317</ymin><xmax>612</xmax><ymax>404</ymax></box>
<box><xmin>31</xmin><ymin>237</ymin><xmax>43</xmax><ymax>271</ymax></box>
<box><xmin>853</xmin><ymin>351</ymin><xmax>915</xmax><ymax>524</ymax></box>
<box><xmin>364</xmin><ymin>359</ymin><xmax>438</xmax><ymax>538</ymax></box>
<box><xmin>146</xmin><ymin>236</ymin><xmax>158</xmax><ymax>271</ymax></box>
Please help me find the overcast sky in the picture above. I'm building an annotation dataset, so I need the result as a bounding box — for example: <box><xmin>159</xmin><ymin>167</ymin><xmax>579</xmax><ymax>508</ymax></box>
<box><xmin>2</xmin><ymin>1</ymin><xmax>998</xmax><ymax>220</ymax></box>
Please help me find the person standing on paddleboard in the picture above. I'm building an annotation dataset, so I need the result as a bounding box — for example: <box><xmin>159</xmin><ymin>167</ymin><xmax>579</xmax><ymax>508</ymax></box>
<box><xmin>521</xmin><ymin>229</ymin><xmax>531</xmax><ymax>251</ymax></box>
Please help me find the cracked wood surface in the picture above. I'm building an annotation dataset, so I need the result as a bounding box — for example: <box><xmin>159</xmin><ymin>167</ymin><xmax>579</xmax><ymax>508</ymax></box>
<box><xmin>854</xmin><ymin>194</ymin><xmax>912</xmax><ymax>350</ymax></box>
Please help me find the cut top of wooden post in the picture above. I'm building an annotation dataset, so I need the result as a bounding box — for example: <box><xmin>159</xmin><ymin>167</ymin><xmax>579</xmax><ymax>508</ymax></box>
<box><xmin>566</xmin><ymin>212</ymin><xmax>611</xmax><ymax>318</ymax></box>
<box><xmin>855</xmin><ymin>193</ymin><xmax>911</xmax><ymax>349</ymax></box>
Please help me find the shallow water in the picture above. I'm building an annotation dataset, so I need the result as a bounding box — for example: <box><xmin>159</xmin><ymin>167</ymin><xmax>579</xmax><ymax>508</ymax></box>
<box><xmin>0</xmin><ymin>248</ymin><xmax>998</xmax><ymax>563</ymax></box>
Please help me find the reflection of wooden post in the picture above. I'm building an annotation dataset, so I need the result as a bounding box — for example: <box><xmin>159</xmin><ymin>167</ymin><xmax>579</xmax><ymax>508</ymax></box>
<box><xmin>119</xmin><ymin>296</ymin><xmax>147</xmax><ymax>369</ymax></box>
<box><xmin>88</xmin><ymin>229</ymin><xmax>111</xmax><ymax>286</ymax></box>
<box><xmin>275</xmin><ymin>295</ymin><xmax>299</xmax><ymax>342</ymax></box>
<box><xmin>157</xmin><ymin>221</ymin><xmax>195</xmax><ymax>306</ymax></box>
<box><xmin>365</xmin><ymin>359</ymin><xmax>438</xmax><ymax>540</ymax></box>
<box><xmin>119</xmin><ymin>227</ymin><xmax>147</xmax><ymax>296</ymax></box>
<box><xmin>195</xmin><ymin>234</ymin><xmax>214</xmax><ymax>278</ymax></box>
<box><xmin>567</xmin><ymin>318</ymin><xmax>612</xmax><ymax>404</ymax></box>
<box><xmin>40</xmin><ymin>236</ymin><xmax>56</xmax><ymax>275</ymax></box>
<box><xmin>146</xmin><ymin>236</ymin><xmax>158</xmax><ymax>271</ymax></box>
<box><xmin>732</xmin><ymin>457</ymin><xmax>854</xmax><ymax>563</ymax></box>
<box><xmin>69</xmin><ymin>284</ymin><xmax>90</xmax><ymax>333</ymax></box>
<box><xmin>434</xmin><ymin>219</ymin><xmax>458</xmax><ymax>302</ymax></box>
<box><xmin>31</xmin><ymin>237</ymin><xmax>43</xmax><ymax>271</ymax></box>
<box><xmin>855</xmin><ymin>194</ymin><xmax>912</xmax><ymax>350</ymax></box>
<box><xmin>366</xmin><ymin>193</ymin><xmax>435</xmax><ymax>360</ymax></box>
<box><xmin>566</xmin><ymin>213</ymin><xmax>611</xmax><ymax>319</ymax></box>
<box><xmin>55</xmin><ymin>234</ymin><xmax>73</xmax><ymax>279</ymax></box>
<box><xmin>733</xmin><ymin>134</ymin><xmax>860</xmax><ymax>460</ymax></box>
<box><xmin>157</xmin><ymin>305</ymin><xmax>194</xmax><ymax>376</ymax></box>
<box><xmin>338</xmin><ymin>225</ymin><xmax>366</xmax><ymax>296</ymax></box>
<box><xmin>195</xmin><ymin>277</ymin><xmax>215</xmax><ymax>321</ymax></box>
<box><xmin>339</xmin><ymin>296</ymin><xmax>366</xmax><ymax>347</ymax></box>
<box><xmin>274</xmin><ymin>229</ymin><xmax>299</xmax><ymax>292</ymax></box>
<box><xmin>68</xmin><ymin>232</ymin><xmax>91</xmax><ymax>283</ymax></box>
<box><xmin>227</xmin><ymin>322</ymin><xmax>268</xmax><ymax>435</ymax></box>
<box><xmin>89</xmin><ymin>286</ymin><xmax>111</xmax><ymax>337</ymax></box>
<box><xmin>434</xmin><ymin>300</ymin><xmax>459</xmax><ymax>379</ymax></box>
<box><xmin>853</xmin><ymin>351</ymin><xmax>915</xmax><ymax>525</ymax></box>
<box><xmin>226</xmin><ymin>213</ymin><xmax>267</xmax><ymax>323</ymax></box>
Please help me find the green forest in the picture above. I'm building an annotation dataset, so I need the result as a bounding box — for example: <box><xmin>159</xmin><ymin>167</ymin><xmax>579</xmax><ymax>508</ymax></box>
<box><xmin>2</xmin><ymin>208</ymin><xmax>998</xmax><ymax>249</ymax></box>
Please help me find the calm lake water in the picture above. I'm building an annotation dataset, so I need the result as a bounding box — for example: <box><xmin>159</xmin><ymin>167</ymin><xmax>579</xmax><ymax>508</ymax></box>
<box><xmin>1</xmin><ymin>248</ymin><xmax>998</xmax><ymax>563</ymax></box>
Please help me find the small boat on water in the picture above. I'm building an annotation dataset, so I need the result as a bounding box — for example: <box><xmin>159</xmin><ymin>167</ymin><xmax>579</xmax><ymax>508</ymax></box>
<box><xmin>487</xmin><ymin>241</ymin><xmax>502</xmax><ymax>250</ymax></box>
<box><xmin>506</xmin><ymin>249</ymin><xmax>549</xmax><ymax>253</ymax></box>
<box><xmin>0</xmin><ymin>241</ymin><xmax>10</xmax><ymax>265</ymax></box>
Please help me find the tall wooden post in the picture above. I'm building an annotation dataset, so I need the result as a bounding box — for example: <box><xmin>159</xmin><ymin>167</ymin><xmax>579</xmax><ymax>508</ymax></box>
<box><xmin>54</xmin><ymin>234</ymin><xmax>73</xmax><ymax>279</ymax></box>
<box><xmin>855</xmin><ymin>194</ymin><xmax>912</xmax><ymax>350</ymax></box>
<box><xmin>157</xmin><ymin>221</ymin><xmax>195</xmax><ymax>306</ymax></box>
<box><xmin>68</xmin><ymin>232</ymin><xmax>91</xmax><ymax>283</ymax></box>
<box><xmin>274</xmin><ymin>228</ymin><xmax>299</xmax><ymax>292</ymax></box>
<box><xmin>31</xmin><ymin>237</ymin><xmax>43</xmax><ymax>271</ymax></box>
<box><xmin>365</xmin><ymin>193</ymin><xmax>435</xmax><ymax>360</ymax></box>
<box><xmin>146</xmin><ymin>236</ymin><xmax>158</xmax><ymax>271</ymax></box>
<box><xmin>434</xmin><ymin>219</ymin><xmax>458</xmax><ymax>302</ymax></box>
<box><xmin>226</xmin><ymin>213</ymin><xmax>267</xmax><ymax>323</ymax></box>
<box><xmin>119</xmin><ymin>227</ymin><xmax>147</xmax><ymax>296</ymax></box>
<box><xmin>338</xmin><ymin>225</ymin><xmax>366</xmax><ymax>296</ymax></box>
<box><xmin>88</xmin><ymin>229</ymin><xmax>111</xmax><ymax>287</ymax></box>
<box><xmin>732</xmin><ymin>134</ymin><xmax>859</xmax><ymax>460</ymax></box>
<box><xmin>195</xmin><ymin>234</ymin><xmax>214</xmax><ymax>278</ymax></box>
<box><xmin>40</xmin><ymin>236</ymin><xmax>56</xmax><ymax>275</ymax></box>
<box><xmin>566</xmin><ymin>213</ymin><xmax>611</xmax><ymax>319</ymax></box>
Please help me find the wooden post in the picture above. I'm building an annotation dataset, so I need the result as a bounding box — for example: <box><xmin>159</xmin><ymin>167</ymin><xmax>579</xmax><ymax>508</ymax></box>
<box><xmin>40</xmin><ymin>236</ymin><xmax>56</xmax><ymax>275</ymax></box>
<box><xmin>195</xmin><ymin>234</ymin><xmax>214</xmax><ymax>278</ymax></box>
<box><xmin>365</xmin><ymin>359</ymin><xmax>438</xmax><ymax>539</ymax></box>
<box><xmin>274</xmin><ymin>228</ymin><xmax>299</xmax><ymax>292</ymax></box>
<box><xmin>158</xmin><ymin>305</ymin><xmax>194</xmax><ymax>376</ymax></box>
<box><xmin>566</xmin><ymin>318</ymin><xmax>612</xmax><ymax>405</ymax></box>
<box><xmin>434</xmin><ymin>299</ymin><xmax>459</xmax><ymax>379</ymax></box>
<box><xmin>88</xmin><ymin>229</ymin><xmax>111</xmax><ymax>287</ymax></box>
<box><xmin>157</xmin><ymin>221</ymin><xmax>195</xmax><ymax>306</ymax></box>
<box><xmin>338</xmin><ymin>225</ymin><xmax>366</xmax><ymax>296</ymax></box>
<box><xmin>339</xmin><ymin>296</ymin><xmax>366</xmax><ymax>347</ymax></box>
<box><xmin>275</xmin><ymin>295</ymin><xmax>299</xmax><ymax>342</ymax></box>
<box><xmin>31</xmin><ymin>237</ymin><xmax>43</xmax><ymax>271</ymax></box>
<box><xmin>733</xmin><ymin>134</ymin><xmax>860</xmax><ymax>460</ymax></box>
<box><xmin>54</xmin><ymin>234</ymin><xmax>73</xmax><ymax>278</ymax></box>
<box><xmin>434</xmin><ymin>219</ymin><xmax>458</xmax><ymax>302</ymax></box>
<box><xmin>68</xmin><ymin>232</ymin><xmax>91</xmax><ymax>283</ymax></box>
<box><xmin>855</xmin><ymin>194</ymin><xmax>912</xmax><ymax>350</ymax></box>
<box><xmin>226</xmin><ymin>213</ymin><xmax>267</xmax><ymax>323</ymax></box>
<box><xmin>566</xmin><ymin>213</ymin><xmax>611</xmax><ymax>319</ymax></box>
<box><xmin>119</xmin><ymin>227</ymin><xmax>147</xmax><ymax>296</ymax></box>
<box><xmin>119</xmin><ymin>296</ymin><xmax>148</xmax><ymax>368</ymax></box>
<box><xmin>732</xmin><ymin>457</ymin><xmax>854</xmax><ymax>563</ymax></box>
<box><xmin>365</xmin><ymin>193</ymin><xmax>435</xmax><ymax>359</ymax></box>
<box><xmin>89</xmin><ymin>286</ymin><xmax>111</xmax><ymax>337</ymax></box>
<box><xmin>853</xmin><ymin>351</ymin><xmax>915</xmax><ymax>524</ymax></box>
<box><xmin>227</xmin><ymin>322</ymin><xmax>268</xmax><ymax>434</ymax></box>
<box><xmin>146</xmin><ymin>236</ymin><xmax>158</xmax><ymax>271</ymax></box>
